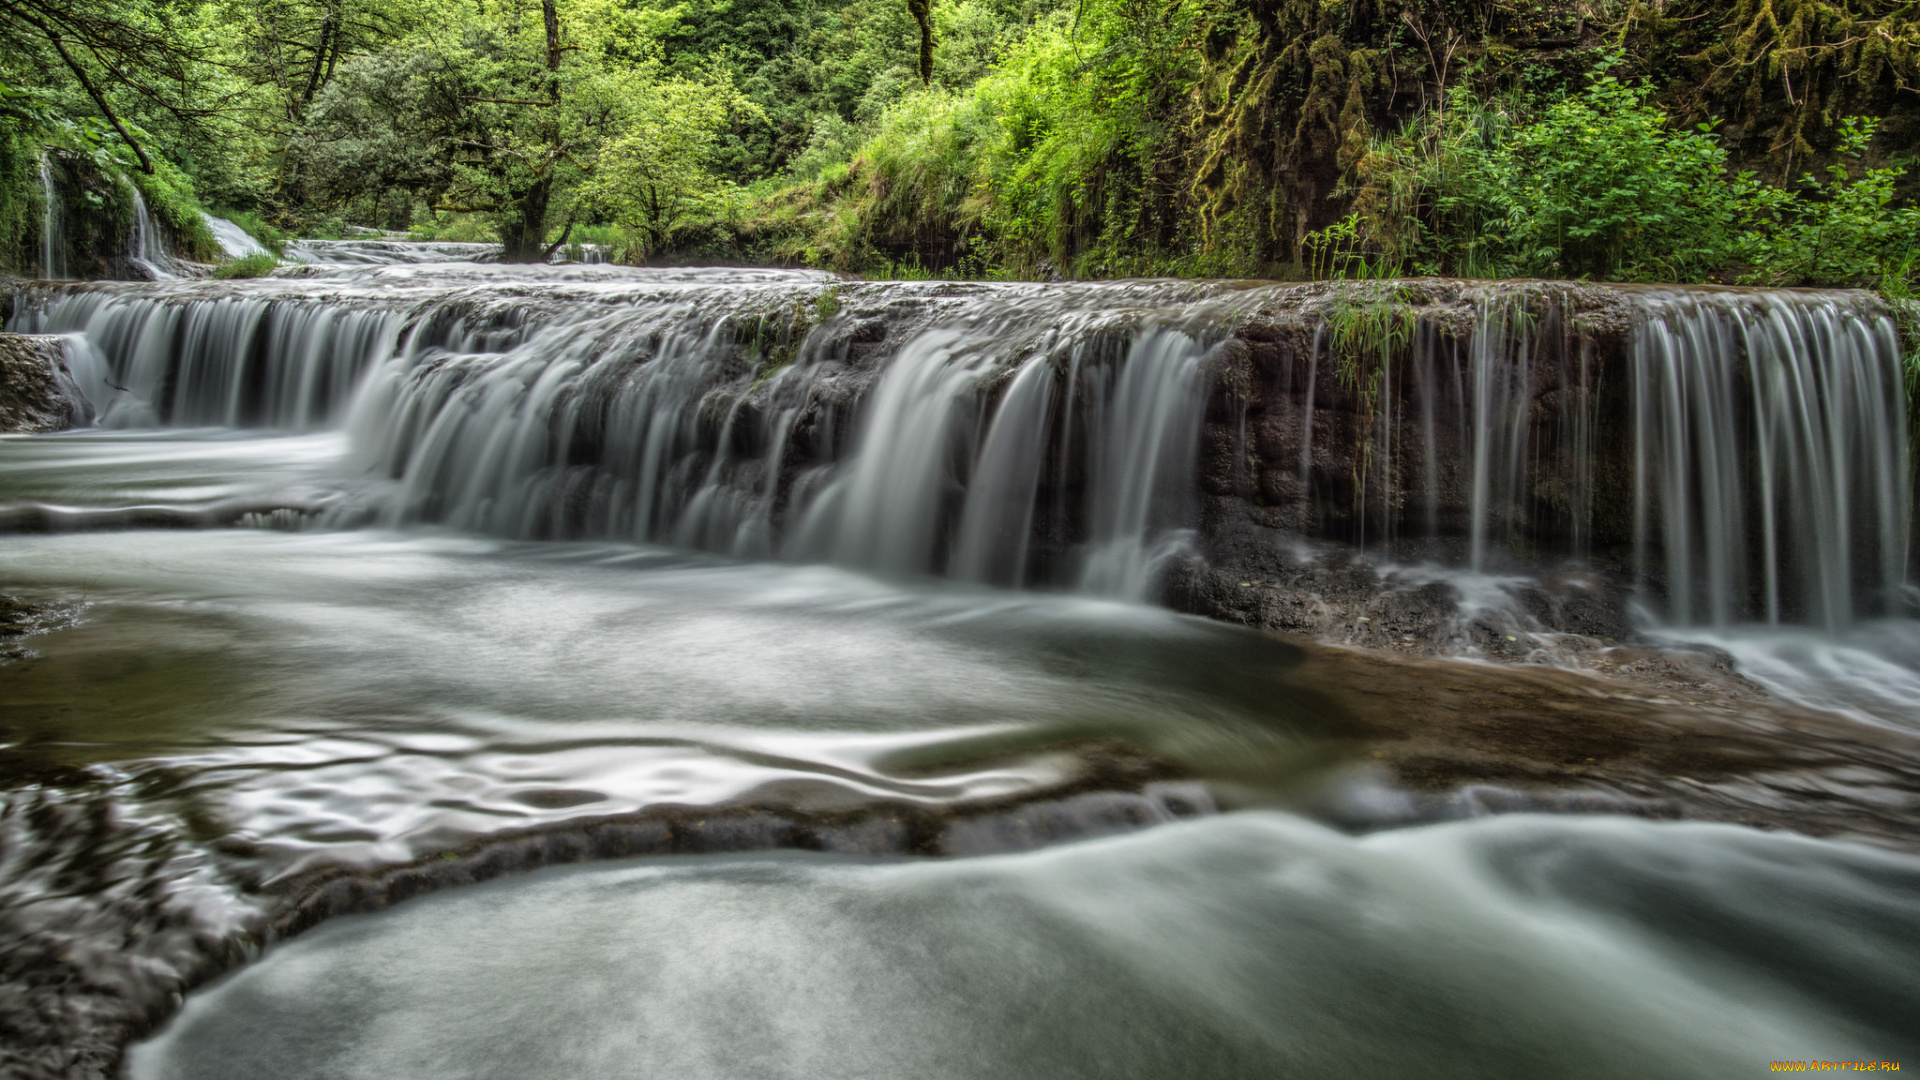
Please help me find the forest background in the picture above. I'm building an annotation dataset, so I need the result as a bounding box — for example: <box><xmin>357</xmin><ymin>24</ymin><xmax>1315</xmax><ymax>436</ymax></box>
<box><xmin>1</xmin><ymin>0</ymin><xmax>1918</xmax><ymax>294</ymax></box>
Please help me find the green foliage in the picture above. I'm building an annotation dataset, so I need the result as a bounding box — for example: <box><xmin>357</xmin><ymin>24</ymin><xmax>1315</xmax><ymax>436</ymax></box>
<box><xmin>1735</xmin><ymin>118</ymin><xmax>1920</xmax><ymax>288</ymax></box>
<box><xmin>701</xmin><ymin>0</ymin><xmax>1212</xmax><ymax>278</ymax></box>
<box><xmin>1302</xmin><ymin>214</ymin><xmax>1397</xmax><ymax>281</ymax></box>
<box><xmin>1355</xmin><ymin>79</ymin><xmax>1920</xmax><ymax>290</ymax></box>
<box><xmin>1</xmin><ymin>0</ymin><xmax>1913</xmax><ymax>286</ymax></box>
<box><xmin>1357</xmin><ymin>71</ymin><xmax>1741</xmax><ymax>281</ymax></box>
<box><xmin>211</xmin><ymin>251</ymin><xmax>278</xmax><ymax>278</ymax></box>
<box><xmin>635</xmin><ymin>0</ymin><xmax>1055</xmax><ymax>182</ymax></box>
<box><xmin>582</xmin><ymin>71</ymin><xmax>760</xmax><ymax>254</ymax></box>
<box><xmin>0</xmin><ymin>87</ymin><xmax>48</xmax><ymax>273</ymax></box>
<box><xmin>1669</xmin><ymin>0</ymin><xmax>1920</xmax><ymax>171</ymax></box>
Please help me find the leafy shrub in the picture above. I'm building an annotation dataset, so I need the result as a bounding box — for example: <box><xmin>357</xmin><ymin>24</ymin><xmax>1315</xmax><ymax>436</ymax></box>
<box><xmin>1358</xmin><ymin>71</ymin><xmax>1741</xmax><ymax>281</ymax></box>
<box><xmin>1356</xmin><ymin>74</ymin><xmax>1920</xmax><ymax>291</ymax></box>
<box><xmin>1735</xmin><ymin>119</ymin><xmax>1920</xmax><ymax>290</ymax></box>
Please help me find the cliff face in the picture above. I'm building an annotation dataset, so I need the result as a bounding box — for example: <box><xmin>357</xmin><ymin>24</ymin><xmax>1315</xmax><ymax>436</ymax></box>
<box><xmin>0</xmin><ymin>333</ymin><xmax>88</xmax><ymax>433</ymax></box>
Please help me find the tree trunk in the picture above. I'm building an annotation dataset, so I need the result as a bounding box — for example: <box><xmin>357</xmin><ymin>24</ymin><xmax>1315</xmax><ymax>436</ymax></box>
<box><xmin>501</xmin><ymin>176</ymin><xmax>554</xmax><ymax>262</ymax></box>
<box><xmin>497</xmin><ymin>0</ymin><xmax>565</xmax><ymax>263</ymax></box>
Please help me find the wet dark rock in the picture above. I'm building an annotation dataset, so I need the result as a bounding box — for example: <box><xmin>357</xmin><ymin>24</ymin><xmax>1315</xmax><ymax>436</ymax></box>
<box><xmin>0</xmin><ymin>595</ymin><xmax>77</xmax><ymax>663</ymax></box>
<box><xmin>1165</xmin><ymin>507</ymin><xmax>1635</xmax><ymax>659</ymax></box>
<box><xmin>0</xmin><ymin>776</ymin><xmax>253</xmax><ymax>1080</ymax></box>
<box><xmin>0</xmin><ymin>334</ymin><xmax>88</xmax><ymax>434</ymax></box>
<box><xmin>1281</xmin><ymin>641</ymin><xmax>1920</xmax><ymax>848</ymax></box>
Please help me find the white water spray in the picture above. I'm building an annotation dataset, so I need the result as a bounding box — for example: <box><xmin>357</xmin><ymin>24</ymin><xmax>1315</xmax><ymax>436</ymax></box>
<box><xmin>128</xmin><ymin>185</ymin><xmax>178</xmax><ymax>280</ymax></box>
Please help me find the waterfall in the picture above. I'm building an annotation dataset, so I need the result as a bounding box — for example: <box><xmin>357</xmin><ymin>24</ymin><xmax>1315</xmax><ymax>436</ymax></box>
<box><xmin>798</xmin><ymin>327</ymin><xmax>1006</xmax><ymax>576</ymax></box>
<box><xmin>128</xmin><ymin>185</ymin><xmax>178</xmax><ymax>280</ymax></box>
<box><xmin>11</xmin><ymin>289</ymin><xmax>413</xmax><ymax>428</ymax></box>
<box><xmin>1454</xmin><ymin>291</ymin><xmax>1598</xmax><ymax>570</ymax></box>
<box><xmin>286</xmin><ymin>239</ymin><xmax>501</xmax><ymax>264</ymax></box>
<box><xmin>949</xmin><ymin>355</ymin><xmax>1057</xmax><ymax>586</ymax></box>
<box><xmin>1372</xmin><ymin>287</ymin><xmax>1905</xmax><ymax>629</ymax></box>
<box><xmin>1076</xmin><ymin>330</ymin><xmax>1208</xmax><ymax>600</ymax></box>
<box><xmin>331</xmin><ymin>276</ymin><xmax>1229</xmax><ymax>597</ymax></box>
<box><xmin>1629</xmin><ymin>290</ymin><xmax>1908</xmax><ymax>629</ymax></box>
<box><xmin>38</xmin><ymin>156</ymin><xmax>66</xmax><ymax>281</ymax></box>
<box><xmin>6</xmin><ymin>268</ymin><xmax>1907</xmax><ymax>622</ymax></box>
<box><xmin>204</xmin><ymin>214</ymin><xmax>271</xmax><ymax>259</ymax></box>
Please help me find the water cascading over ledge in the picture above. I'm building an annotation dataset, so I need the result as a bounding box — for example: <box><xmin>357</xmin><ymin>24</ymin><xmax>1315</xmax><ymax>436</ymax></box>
<box><xmin>1185</xmin><ymin>281</ymin><xmax>1910</xmax><ymax>637</ymax></box>
<box><xmin>4</xmin><ymin>268</ymin><xmax>1909</xmax><ymax>630</ymax></box>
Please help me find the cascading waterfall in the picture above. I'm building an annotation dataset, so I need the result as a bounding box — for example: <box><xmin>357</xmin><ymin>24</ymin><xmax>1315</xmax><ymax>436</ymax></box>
<box><xmin>127</xmin><ymin>185</ymin><xmax>179</xmax><ymax>280</ymax></box>
<box><xmin>1324</xmin><ymin>286</ymin><xmax>1905</xmax><ymax>629</ymax></box>
<box><xmin>284</xmin><ymin>239</ymin><xmax>502</xmax><ymax>265</ymax></box>
<box><xmin>1463</xmin><ymin>296</ymin><xmax>1565</xmax><ymax>571</ymax></box>
<box><xmin>12</xmin><ymin>288</ymin><xmax>413</xmax><ymax>428</ymax></box>
<box><xmin>5</xmin><ymin>263</ymin><xmax>1908</xmax><ymax>625</ymax></box>
<box><xmin>204</xmin><ymin>215</ymin><xmax>272</xmax><ymax>259</ymax></box>
<box><xmin>1630</xmin><ymin>290</ymin><xmax>1908</xmax><ymax>629</ymax></box>
<box><xmin>337</xmin><ymin>276</ymin><xmax>1224</xmax><ymax>597</ymax></box>
<box><xmin>948</xmin><ymin>355</ymin><xmax>1057</xmax><ymax>586</ymax></box>
<box><xmin>38</xmin><ymin>155</ymin><xmax>66</xmax><ymax>281</ymax></box>
<box><xmin>1075</xmin><ymin>329</ymin><xmax>1208</xmax><ymax>600</ymax></box>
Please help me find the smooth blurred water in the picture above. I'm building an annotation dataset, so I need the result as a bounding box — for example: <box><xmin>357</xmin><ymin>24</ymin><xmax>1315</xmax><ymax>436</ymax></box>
<box><xmin>128</xmin><ymin>812</ymin><xmax>1920</xmax><ymax>1080</ymax></box>
<box><xmin>0</xmin><ymin>502</ymin><xmax>1345</xmax><ymax>875</ymax></box>
<box><xmin>6</xmin><ymin>251</ymin><xmax>1920</xmax><ymax>1074</ymax></box>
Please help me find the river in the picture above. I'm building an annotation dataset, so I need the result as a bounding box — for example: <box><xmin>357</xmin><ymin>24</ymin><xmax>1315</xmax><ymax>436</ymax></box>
<box><xmin>2</xmin><ymin>248</ymin><xmax>1916</xmax><ymax>1077</ymax></box>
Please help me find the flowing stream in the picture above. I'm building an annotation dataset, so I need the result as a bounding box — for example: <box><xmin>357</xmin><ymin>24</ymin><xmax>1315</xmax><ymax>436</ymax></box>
<box><xmin>2</xmin><ymin>248</ymin><xmax>1916</xmax><ymax>1077</ymax></box>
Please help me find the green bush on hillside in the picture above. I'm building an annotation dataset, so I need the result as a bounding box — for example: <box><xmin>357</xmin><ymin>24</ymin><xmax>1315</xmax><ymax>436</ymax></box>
<box><xmin>1352</xmin><ymin>72</ymin><xmax>1920</xmax><ymax>289</ymax></box>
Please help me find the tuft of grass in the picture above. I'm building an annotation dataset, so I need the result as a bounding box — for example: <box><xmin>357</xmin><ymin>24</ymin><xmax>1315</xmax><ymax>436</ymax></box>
<box><xmin>212</xmin><ymin>252</ymin><xmax>278</xmax><ymax>279</ymax></box>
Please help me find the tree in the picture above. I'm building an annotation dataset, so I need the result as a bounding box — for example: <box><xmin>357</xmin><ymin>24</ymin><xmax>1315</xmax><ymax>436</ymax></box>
<box><xmin>224</xmin><ymin>0</ymin><xmax>414</xmax><ymax>123</ymax></box>
<box><xmin>0</xmin><ymin>0</ymin><xmax>215</xmax><ymax>173</ymax></box>
<box><xmin>291</xmin><ymin>0</ymin><xmax>747</xmax><ymax>256</ymax></box>
<box><xmin>583</xmin><ymin>71</ymin><xmax>757</xmax><ymax>253</ymax></box>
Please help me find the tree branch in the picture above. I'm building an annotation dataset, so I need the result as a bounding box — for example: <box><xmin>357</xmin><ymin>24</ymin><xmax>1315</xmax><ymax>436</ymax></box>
<box><xmin>541</xmin><ymin>207</ymin><xmax>576</xmax><ymax>260</ymax></box>
<box><xmin>19</xmin><ymin>12</ymin><xmax>154</xmax><ymax>173</ymax></box>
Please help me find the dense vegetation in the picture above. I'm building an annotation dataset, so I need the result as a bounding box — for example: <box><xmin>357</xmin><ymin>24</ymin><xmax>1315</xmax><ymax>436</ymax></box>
<box><xmin>2</xmin><ymin>0</ymin><xmax>1916</xmax><ymax>294</ymax></box>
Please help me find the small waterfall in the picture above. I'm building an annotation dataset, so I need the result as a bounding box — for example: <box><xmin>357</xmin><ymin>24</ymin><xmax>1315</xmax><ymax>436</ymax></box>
<box><xmin>1460</xmin><ymin>293</ymin><xmax>1595</xmax><ymax>570</ymax></box>
<box><xmin>285</xmin><ymin>239</ymin><xmax>501</xmax><ymax>264</ymax></box>
<box><xmin>10</xmin><ymin>289</ymin><xmax>413</xmax><ymax>428</ymax></box>
<box><xmin>798</xmin><ymin>328</ymin><xmax>1005</xmax><ymax>576</ymax></box>
<box><xmin>128</xmin><ymin>185</ymin><xmax>178</xmax><ymax>280</ymax></box>
<box><xmin>1629</xmin><ymin>291</ymin><xmax>1909</xmax><ymax>629</ymax></box>
<box><xmin>9</xmin><ymin>266</ymin><xmax>1906</xmax><ymax>624</ymax></box>
<box><xmin>340</xmin><ymin>278</ymin><xmax>1230</xmax><ymax>597</ymax></box>
<box><xmin>949</xmin><ymin>355</ymin><xmax>1057</xmax><ymax>585</ymax></box>
<box><xmin>39</xmin><ymin>156</ymin><xmax>66</xmax><ymax>281</ymax></box>
<box><xmin>1321</xmin><ymin>285</ymin><xmax>1905</xmax><ymax>630</ymax></box>
<box><xmin>1076</xmin><ymin>330</ymin><xmax>1208</xmax><ymax>599</ymax></box>
<box><xmin>204</xmin><ymin>215</ymin><xmax>271</xmax><ymax>259</ymax></box>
